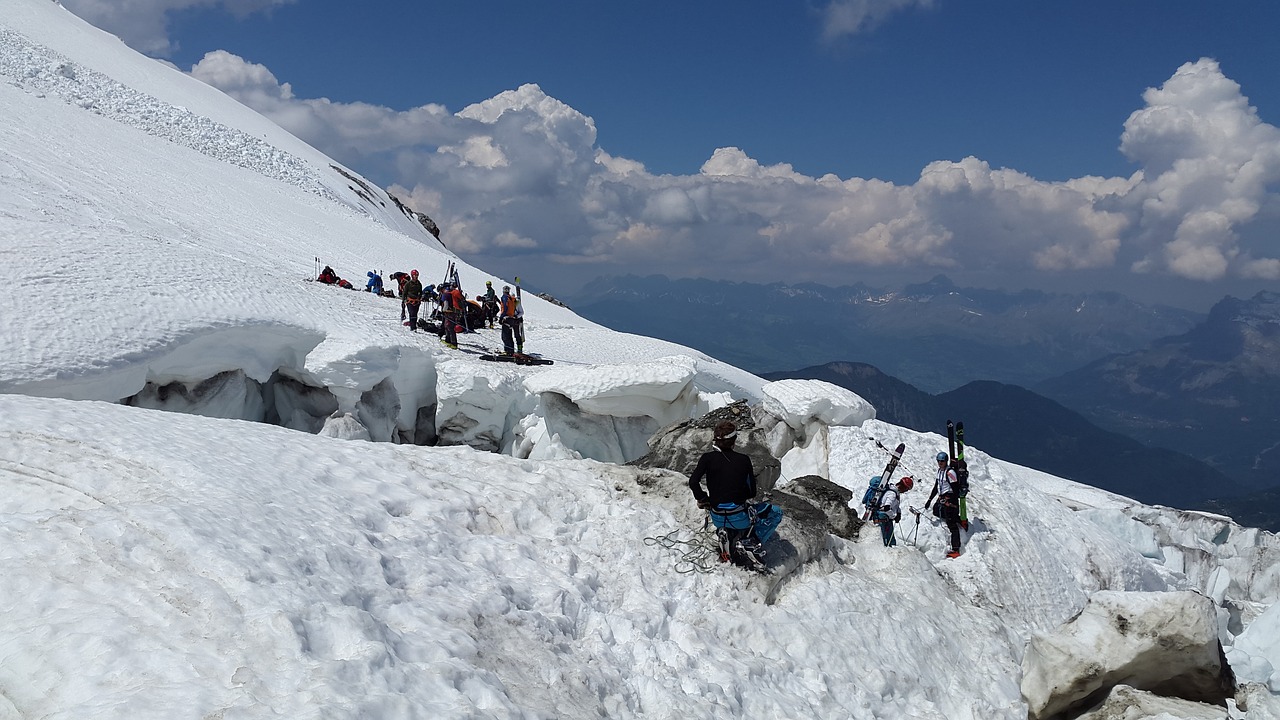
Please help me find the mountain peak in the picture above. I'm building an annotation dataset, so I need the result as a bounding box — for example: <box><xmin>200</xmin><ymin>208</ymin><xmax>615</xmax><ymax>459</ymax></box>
<box><xmin>902</xmin><ymin>274</ymin><xmax>956</xmax><ymax>296</ymax></box>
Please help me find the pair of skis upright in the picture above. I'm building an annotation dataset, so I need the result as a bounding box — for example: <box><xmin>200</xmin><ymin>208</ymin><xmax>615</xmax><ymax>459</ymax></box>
<box><xmin>947</xmin><ymin>420</ymin><xmax>965</xmax><ymax>464</ymax></box>
<box><xmin>947</xmin><ymin>420</ymin><xmax>971</xmax><ymax>527</ymax></box>
<box><xmin>862</xmin><ymin>440</ymin><xmax>907</xmax><ymax>521</ymax></box>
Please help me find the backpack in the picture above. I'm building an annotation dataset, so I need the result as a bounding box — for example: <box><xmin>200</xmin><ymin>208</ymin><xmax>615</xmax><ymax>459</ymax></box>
<box><xmin>952</xmin><ymin>459</ymin><xmax>970</xmax><ymax>497</ymax></box>
<box><xmin>708</xmin><ymin>502</ymin><xmax>782</xmax><ymax>572</ymax></box>
<box><xmin>872</xmin><ymin>488</ymin><xmax>900</xmax><ymax>522</ymax></box>
<box><xmin>861</xmin><ymin>475</ymin><xmax>883</xmax><ymax>508</ymax></box>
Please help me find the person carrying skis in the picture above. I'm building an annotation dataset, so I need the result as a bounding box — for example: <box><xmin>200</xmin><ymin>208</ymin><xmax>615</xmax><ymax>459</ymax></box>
<box><xmin>440</xmin><ymin>282</ymin><xmax>464</xmax><ymax>349</ymax></box>
<box><xmin>687</xmin><ymin>421</ymin><xmax>782</xmax><ymax>570</ymax></box>
<box><xmin>925</xmin><ymin>452</ymin><xmax>963</xmax><ymax>558</ymax></box>
<box><xmin>872</xmin><ymin>476</ymin><xmax>913</xmax><ymax>547</ymax></box>
<box><xmin>956</xmin><ymin>459</ymin><xmax>971</xmax><ymax>532</ymax></box>
<box><xmin>499</xmin><ymin>284</ymin><xmax>524</xmax><ymax>355</ymax></box>
<box><xmin>402</xmin><ymin>269</ymin><xmax>424</xmax><ymax>331</ymax></box>
<box><xmin>366</xmin><ymin>271</ymin><xmax>383</xmax><ymax>295</ymax></box>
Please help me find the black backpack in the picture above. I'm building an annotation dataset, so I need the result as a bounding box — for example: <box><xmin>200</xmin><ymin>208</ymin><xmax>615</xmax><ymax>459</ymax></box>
<box><xmin>952</xmin><ymin>458</ymin><xmax>970</xmax><ymax>497</ymax></box>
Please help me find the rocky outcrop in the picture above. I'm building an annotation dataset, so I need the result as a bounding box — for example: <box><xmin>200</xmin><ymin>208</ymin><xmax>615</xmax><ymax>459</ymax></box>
<box><xmin>1021</xmin><ymin>591</ymin><xmax>1235</xmax><ymax>720</ymax></box>
<box><xmin>1074</xmin><ymin>685</ymin><xmax>1231</xmax><ymax>720</ymax></box>
<box><xmin>616</xmin><ymin>463</ymin><xmax>835</xmax><ymax>605</ymax></box>
<box><xmin>782</xmin><ymin>474</ymin><xmax>862</xmax><ymax>540</ymax></box>
<box><xmin>1235</xmin><ymin>682</ymin><xmax>1280</xmax><ymax>718</ymax></box>
<box><xmin>631</xmin><ymin>400</ymin><xmax>781</xmax><ymax>491</ymax></box>
<box><xmin>629</xmin><ymin>402</ymin><xmax>875</xmax><ymax>602</ymax></box>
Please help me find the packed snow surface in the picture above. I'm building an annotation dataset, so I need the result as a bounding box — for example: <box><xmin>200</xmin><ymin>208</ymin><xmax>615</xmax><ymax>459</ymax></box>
<box><xmin>1</xmin><ymin>1</ymin><xmax>1279</xmax><ymax>718</ymax></box>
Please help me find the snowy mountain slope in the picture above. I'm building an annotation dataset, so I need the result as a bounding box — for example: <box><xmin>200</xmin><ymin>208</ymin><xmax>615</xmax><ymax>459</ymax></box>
<box><xmin>828</xmin><ymin>420</ymin><xmax>1173</xmax><ymax>632</ymax></box>
<box><xmin>0</xmin><ymin>5</ymin><xmax>762</xmax><ymax>427</ymax></box>
<box><xmin>0</xmin><ymin>395</ymin><xmax>1190</xmax><ymax>719</ymax></box>
<box><xmin>2</xmin><ymin>1</ymin><xmax>444</xmax><ymax>250</ymax></box>
<box><xmin>2</xmin><ymin>0</ymin><xmax>1280</xmax><ymax>717</ymax></box>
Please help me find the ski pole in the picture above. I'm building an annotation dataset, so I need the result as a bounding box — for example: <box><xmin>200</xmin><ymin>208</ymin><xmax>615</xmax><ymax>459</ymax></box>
<box><xmin>906</xmin><ymin>506</ymin><xmax>922</xmax><ymax>546</ymax></box>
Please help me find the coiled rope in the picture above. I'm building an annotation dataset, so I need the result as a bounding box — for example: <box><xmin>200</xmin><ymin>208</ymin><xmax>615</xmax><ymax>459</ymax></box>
<box><xmin>644</xmin><ymin>517</ymin><xmax>723</xmax><ymax>574</ymax></box>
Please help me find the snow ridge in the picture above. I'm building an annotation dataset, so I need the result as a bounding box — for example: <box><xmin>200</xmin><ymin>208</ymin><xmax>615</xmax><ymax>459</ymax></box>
<box><xmin>0</xmin><ymin>26</ymin><xmax>338</xmax><ymax>204</ymax></box>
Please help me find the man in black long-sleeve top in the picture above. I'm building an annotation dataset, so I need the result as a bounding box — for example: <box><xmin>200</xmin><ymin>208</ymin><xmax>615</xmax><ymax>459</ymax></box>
<box><xmin>688</xmin><ymin>421</ymin><xmax>782</xmax><ymax>570</ymax></box>
<box><xmin>688</xmin><ymin>421</ymin><xmax>757</xmax><ymax>508</ymax></box>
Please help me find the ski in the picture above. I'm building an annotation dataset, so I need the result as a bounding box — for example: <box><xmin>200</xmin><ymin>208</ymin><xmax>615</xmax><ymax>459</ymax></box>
<box><xmin>947</xmin><ymin>419</ymin><xmax>956</xmax><ymax>461</ymax></box>
<box><xmin>514</xmin><ymin>276</ymin><xmax>526</xmax><ymax>348</ymax></box>
<box><xmin>862</xmin><ymin>441</ymin><xmax>906</xmax><ymax>521</ymax></box>
<box><xmin>478</xmin><ymin>353</ymin><xmax>553</xmax><ymax>366</ymax></box>
<box><xmin>953</xmin><ymin>421</ymin><xmax>970</xmax><ymax>529</ymax></box>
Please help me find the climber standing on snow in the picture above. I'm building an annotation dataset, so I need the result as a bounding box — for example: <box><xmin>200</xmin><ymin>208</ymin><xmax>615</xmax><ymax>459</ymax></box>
<box><xmin>402</xmin><ymin>269</ymin><xmax>424</xmax><ymax>331</ymax></box>
<box><xmin>925</xmin><ymin>452</ymin><xmax>963</xmax><ymax>558</ymax></box>
<box><xmin>687</xmin><ymin>421</ymin><xmax>783</xmax><ymax>570</ymax></box>
<box><xmin>872</xmin><ymin>476</ymin><xmax>913</xmax><ymax>547</ymax></box>
<box><xmin>483</xmin><ymin>281</ymin><xmax>500</xmax><ymax>328</ymax></box>
<box><xmin>499</xmin><ymin>284</ymin><xmax>523</xmax><ymax>355</ymax></box>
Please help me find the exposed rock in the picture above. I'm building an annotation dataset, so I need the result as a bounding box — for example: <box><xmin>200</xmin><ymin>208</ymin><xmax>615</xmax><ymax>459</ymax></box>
<box><xmin>783</xmin><ymin>474</ymin><xmax>863</xmax><ymax>540</ymax></box>
<box><xmin>1075</xmin><ymin>685</ymin><xmax>1231</xmax><ymax>720</ymax></box>
<box><xmin>387</xmin><ymin>191</ymin><xmax>441</xmax><ymax>240</ymax></box>
<box><xmin>1235</xmin><ymin>682</ymin><xmax>1280</xmax><ymax>718</ymax></box>
<box><xmin>632</xmin><ymin>400</ymin><xmax>781</xmax><ymax>491</ymax></box>
<box><xmin>623</xmin><ymin>403</ymin><xmax>869</xmax><ymax>603</ymax></box>
<box><xmin>748</xmin><ymin>487</ymin><xmax>836</xmax><ymax>603</ymax></box>
<box><xmin>1021</xmin><ymin>591</ymin><xmax>1236</xmax><ymax>720</ymax></box>
<box><xmin>412</xmin><ymin>403</ymin><xmax>438</xmax><ymax>446</ymax></box>
<box><xmin>535</xmin><ymin>292</ymin><xmax>570</xmax><ymax>309</ymax></box>
<box><xmin>608</xmin><ymin>463</ymin><xmax>832</xmax><ymax>605</ymax></box>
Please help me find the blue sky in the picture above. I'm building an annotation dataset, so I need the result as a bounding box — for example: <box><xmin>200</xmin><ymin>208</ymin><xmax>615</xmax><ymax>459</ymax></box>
<box><xmin>62</xmin><ymin>0</ymin><xmax>1280</xmax><ymax>309</ymax></box>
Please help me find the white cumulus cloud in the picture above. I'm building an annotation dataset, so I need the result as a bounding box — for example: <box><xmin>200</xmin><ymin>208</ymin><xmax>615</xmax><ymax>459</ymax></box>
<box><xmin>1121</xmin><ymin>59</ymin><xmax>1280</xmax><ymax>281</ymax></box>
<box><xmin>61</xmin><ymin>0</ymin><xmax>294</xmax><ymax>56</ymax></box>
<box><xmin>187</xmin><ymin>52</ymin><xmax>1280</xmax><ymax>290</ymax></box>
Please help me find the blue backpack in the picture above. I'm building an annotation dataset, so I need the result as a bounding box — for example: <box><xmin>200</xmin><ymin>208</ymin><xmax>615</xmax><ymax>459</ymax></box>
<box><xmin>862</xmin><ymin>475</ymin><xmax>883</xmax><ymax>508</ymax></box>
<box><xmin>708</xmin><ymin>502</ymin><xmax>783</xmax><ymax>544</ymax></box>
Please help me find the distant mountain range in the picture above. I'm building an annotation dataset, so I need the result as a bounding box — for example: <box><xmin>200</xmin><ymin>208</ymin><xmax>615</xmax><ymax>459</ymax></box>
<box><xmin>572</xmin><ymin>277</ymin><xmax>1280</xmax><ymax>522</ymax></box>
<box><xmin>567</xmin><ymin>274</ymin><xmax>1202</xmax><ymax>392</ymax></box>
<box><xmin>760</xmin><ymin>362</ymin><xmax>1244</xmax><ymax>511</ymax></box>
<box><xmin>1037</xmin><ymin>291</ymin><xmax>1280</xmax><ymax>492</ymax></box>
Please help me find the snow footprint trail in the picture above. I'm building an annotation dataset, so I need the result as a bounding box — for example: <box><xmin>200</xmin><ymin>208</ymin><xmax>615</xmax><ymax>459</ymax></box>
<box><xmin>0</xmin><ymin>431</ymin><xmax>278</xmax><ymax>718</ymax></box>
<box><xmin>0</xmin><ymin>456</ymin><xmax>104</xmax><ymax>512</ymax></box>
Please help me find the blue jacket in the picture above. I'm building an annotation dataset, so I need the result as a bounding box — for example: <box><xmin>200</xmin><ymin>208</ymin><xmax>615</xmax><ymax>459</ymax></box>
<box><xmin>366</xmin><ymin>272</ymin><xmax>383</xmax><ymax>294</ymax></box>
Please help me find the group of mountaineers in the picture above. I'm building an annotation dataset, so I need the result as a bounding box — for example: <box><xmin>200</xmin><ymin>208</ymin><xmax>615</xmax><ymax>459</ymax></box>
<box><xmin>316</xmin><ymin>262</ymin><xmax>528</xmax><ymax>358</ymax></box>
<box><xmin>317</xmin><ymin>260</ymin><xmax>974</xmax><ymax>575</ymax></box>
<box><xmin>687</xmin><ymin>415</ymin><xmax>975</xmax><ymax>572</ymax></box>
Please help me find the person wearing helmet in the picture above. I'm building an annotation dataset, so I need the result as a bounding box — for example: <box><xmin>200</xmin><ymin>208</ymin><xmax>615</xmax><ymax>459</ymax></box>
<box><xmin>926</xmin><ymin>451</ymin><xmax>963</xmax><ymax>558</ymax></box>
<box><xmin>482</xmin><ymin>281</ymin><xmax>500</xmax><ymax>328</ymax></box>
<box><xmin>872</xmin><ymin>476</ymin><xmax>913</xmax><ymax>546</ymax></box>
<box><xmin>402</xmin><ymin>269</ymin><xmax>424</xmax><ymax>331</ymax></box>
<box><xmin>439</xmin><ymin>282</ymin><xmax>464</xmax><ymax>349</ymax></box>
<box><xmin>498</xmin><ymin>284</ymin><xmax>523</xmax><ymax>355</ymax></box>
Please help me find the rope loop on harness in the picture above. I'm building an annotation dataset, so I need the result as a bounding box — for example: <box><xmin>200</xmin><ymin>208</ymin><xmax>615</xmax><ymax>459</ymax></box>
<box><xmin>643</xmin><ymin>516</ymin><xmax>722</xmax><ymax>574</ymax></box>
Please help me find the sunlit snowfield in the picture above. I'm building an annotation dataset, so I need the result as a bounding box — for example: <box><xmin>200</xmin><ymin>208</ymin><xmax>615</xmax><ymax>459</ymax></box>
<box><xmin>1</xmin><ymin>2</ymin><xmax>1278</xmax><ymax>718</ymax></box>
